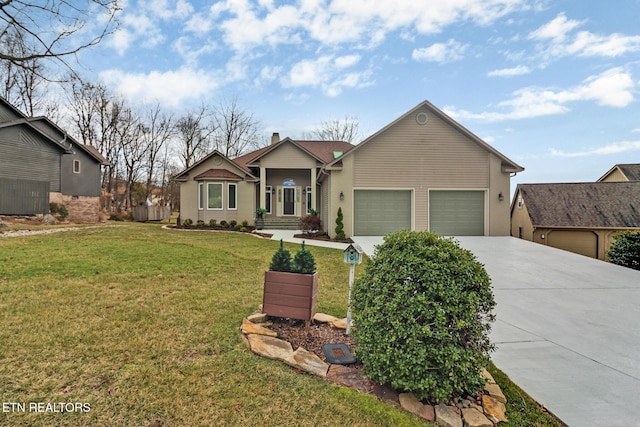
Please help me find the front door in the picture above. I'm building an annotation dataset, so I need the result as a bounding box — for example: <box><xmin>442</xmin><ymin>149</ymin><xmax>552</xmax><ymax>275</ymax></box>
<box><xmin>283</xmin><ymin>187</ymin><xmax>295</xmax><ymax>215</ymax></box>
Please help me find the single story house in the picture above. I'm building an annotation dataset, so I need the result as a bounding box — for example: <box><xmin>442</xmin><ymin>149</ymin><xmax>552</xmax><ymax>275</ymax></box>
<box><xmin>0</xmin><ymin>97</ymin><xmax>108</xmax><ymax>222</ymax></box>
<box><xmin>175</xmin><ymin>101</ymin><xmax>524</xmax><ymax>238</ymax></box>
<box><xmin>510</xmin><ymin>181</ymin><xmax>640</xmax><ymax>260</ymax></box>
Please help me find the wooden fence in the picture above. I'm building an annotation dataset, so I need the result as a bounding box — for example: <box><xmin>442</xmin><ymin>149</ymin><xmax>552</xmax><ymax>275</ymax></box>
<box><xmin>132</xmin><ymin>205</ymin><xmax>171</xmax><ymax>222</ymax></box>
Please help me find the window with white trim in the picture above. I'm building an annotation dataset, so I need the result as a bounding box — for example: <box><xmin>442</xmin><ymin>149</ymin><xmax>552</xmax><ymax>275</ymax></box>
<box><xmin>198</xmin><ymin>182</ymin><xmax>204</xmax><ymax>210</ymax></box>
<box><xmin>73</xmin><ymin>159</ymin><xmax>81</xmax><ymax>174</ymax></box>
<box><xmin>265</xmin><ymin>186</ymin><xmax>272</xmax><ymax>214</ymax></box>
<box><xmin>228</xmin><ymin>183</ymin><xmax>237</xmax><ymax>210</ymax></box>
<box><xmin>207</xmin><ymin>183</ymin><xmax>223</xmax><ymax>210</ymax></box>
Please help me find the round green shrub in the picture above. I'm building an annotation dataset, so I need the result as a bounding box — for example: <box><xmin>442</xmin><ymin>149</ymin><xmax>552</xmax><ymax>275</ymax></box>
<box><xmin>351</xmin><ymin>230</ymin><xmax>495</xmax><ymax>402</ymax></box>
<box><xmin>209</xmin><ymin>219</ymin><xmax>217</xmax><ymax>227</ymax></box>
<box><xmin>182</xmin><ymin>218</ymin><xmax>193</xmax><ymax>227</ymax></box>
<box><xmin>608</xmin><ymin>231</ymin><xmax>640</xmax><ymax>270</ymax></box>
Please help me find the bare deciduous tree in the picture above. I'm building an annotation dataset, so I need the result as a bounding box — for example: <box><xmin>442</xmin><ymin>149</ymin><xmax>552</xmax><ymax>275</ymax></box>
<box><xmin>212</xmin><ymin>97</ymin><xmax>262</xmax><ymax>158</ymax></box>
<box><xmin>176</xmin><ymin>104</ymin><xmax>214</xmax><ymax>169</ymax></box>
<box><xmin>310</xmin><ymin>115</ymin><xmax>361</xmax><ymax>143</ymax></box>
<box><xmin>0</xmin><ymin>0</ymin><xmax>119</xmax><ymax>73</ymax></box>
<box><xmin>141</xmin><ymin>103</ymin><xmax>175</xmax><ymax>201</ymax></box>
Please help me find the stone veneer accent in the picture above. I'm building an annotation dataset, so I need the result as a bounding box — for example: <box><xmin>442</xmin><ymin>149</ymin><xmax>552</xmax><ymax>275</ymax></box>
<box><xmin>241</xmin><ymin>311</ymin><xmax>508</xmax><ymax>427</ymax></box>
<box><xmin>49</xmin><ymin>192</ymin><xmax>101</xmax><ymax>223</ymax></box>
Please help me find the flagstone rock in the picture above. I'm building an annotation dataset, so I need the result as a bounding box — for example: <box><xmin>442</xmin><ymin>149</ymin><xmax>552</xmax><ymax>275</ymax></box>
<box><xmin>246</xmin><ymin>334</ymin><xmax>293</xmax><ymax>361</ymax></box>
<box><xmin>247</xmin><ymin>312</ymin><xmax>269</xmax><ymax>323</ymax></box>
<box><xmin>285</xmin><ymin>347</ymin><xmax>329</xmax><ymax>377</ymax></box>
<box><xmin>313</xmin><ymin>312</ymin><xmax>339</xmax><ymax>323</ymax></box>
<box><xmin>481</xmin><ymin>368</ymin><xmax>496</xmax><ymax>385</ymax></box>
<box><xmin>326</xmin><ymin>364</ymin><xmax>373</xmax><ymax>393</ymax></box>
<box><xmin>461</xmin><ymin>407</ymin><xmax>492</xmax><ymax>427</ymax></box>
<box><xmin>484</xmin><ymin>383</ymin><xmax>506</xmax><ymax>404</ymax></box>
<box><xmin>435</xmin><ymin>404</ymin><xmax>463</xmax><ymax>427</ymax></box>
<box><xmin>330</xmin><ymin>318</ymin><xmax>353</xmax><ymax>329</ymax></box>
<box><xmin>481</xmin><ymin>394</ymin><xmax>508</xmax><ymax>423</ymax></box>
<box><xmin>241</xmin><ymin>318</ymin><xmax>277</xmax><ymax>337</ymax></box>
<box><xmin>399</xmin><ymin>393</ymin><xmax>435</xmax><ymax>421</ymax></box>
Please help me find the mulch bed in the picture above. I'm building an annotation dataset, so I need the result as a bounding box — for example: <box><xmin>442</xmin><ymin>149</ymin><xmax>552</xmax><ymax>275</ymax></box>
<box><xmin>269</xmin><ymin>317</ymin><xmax>359</xmax><ymax>365</ymax></box>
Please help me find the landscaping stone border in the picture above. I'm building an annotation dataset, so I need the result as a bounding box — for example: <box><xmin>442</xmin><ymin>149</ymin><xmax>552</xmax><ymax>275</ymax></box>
<box><xmin>241</xmin><ymin>311</ymin><xmax>508</xmax><ymax>426</ymax></box>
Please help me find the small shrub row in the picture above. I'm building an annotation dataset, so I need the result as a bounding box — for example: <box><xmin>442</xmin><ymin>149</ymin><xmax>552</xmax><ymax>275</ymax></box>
<box><xmin>180</xmin><ymin>218</ymin><xmax>253</xmax><ymax>232</ymax></box>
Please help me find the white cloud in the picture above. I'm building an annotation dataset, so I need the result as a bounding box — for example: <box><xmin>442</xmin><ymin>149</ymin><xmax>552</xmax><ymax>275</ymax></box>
<box><xmin>412</xmin><ymin>39</ymin><xmax>468</xmax><ymax>63</ymax></box>
<box><xmin>549</xmin><ymin>141</ymin><xmax>640</xmax><ymax>157</ymax></box>
<box><xmin>99</xmin><ymin>67</ymin><xmax>220</xmax><ymax>107</ymax></box>
<box><xmin>529</xmin><ymin>13</ymin><xmax>640</xmax><ymax>58</ymax></box>
<box><xmin>282</xmin><ymin>55</ymin><xmax>371</xmax><ymax>96</ymax></box>
<box><xmin>488</xmin><ymin>65</ymin><xmax>531</xmax><ymax>77</ymax></box>
<box><xmin>444</xmin><ymin>67</ymin><xmax>636</xmax><ymax>122</ymax></box>
<box><xmin>528</xmin><ymin>13</ymin><xmax>584</xmax><ymax>42</ymax></box>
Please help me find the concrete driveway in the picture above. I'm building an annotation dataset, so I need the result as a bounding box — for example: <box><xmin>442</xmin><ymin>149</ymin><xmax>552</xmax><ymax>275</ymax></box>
<box><xmin>352</xmin><ymin>235</ymin><xmax>640</xmax><ymax>427</ymax></box>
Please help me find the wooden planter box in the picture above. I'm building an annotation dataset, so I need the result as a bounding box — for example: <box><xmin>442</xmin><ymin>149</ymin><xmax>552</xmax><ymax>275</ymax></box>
<box><xmin>262</xmin><ymin>271</ymin><xmax>318</xmax><ymax>325</ymax></box>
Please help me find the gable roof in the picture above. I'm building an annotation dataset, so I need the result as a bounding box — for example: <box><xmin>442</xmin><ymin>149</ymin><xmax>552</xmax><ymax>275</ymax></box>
<box><xmin>237</xmin><ymin>138</ymin><xmax>354</xmax><ymax>168</ymax></box>
<box><xmin>173</xmin><ymin>150</ymin><xmax>258</xmax><ymax>182</ymax></box>
<box><xmin>193</xmin><ymin>169</ymin><xmax>244</xmax><ymax>181</ymax></box>
<box><xmin>326</xmin><ymin>100</ymin><xmax>523</xmax><ymax>173</ymax></box>
<box><xmin>598</xmin><ymin>164</ymin><xmax>640</xmax><ymax>182</ymax></box>
<box><xmin>0</xmin><ymin>97</ymin><xmax>108</xmax><ymax>165</ymax></box>
<box><xmin>516</xmin><ymin>182</ymin><xmax>640</xmax><ymax>228</ymax></box>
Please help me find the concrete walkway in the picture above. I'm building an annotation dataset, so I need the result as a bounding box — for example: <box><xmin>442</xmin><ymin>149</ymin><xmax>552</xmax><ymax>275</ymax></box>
<box><xmin>352</xmin><ymin>235</ymin><xmax>640</xmax><ymax>427</ymax></box>
<box><xmin>262</xmin><ymin>229</ymin><xmax>349</xmax><ymax>251</ymax></box>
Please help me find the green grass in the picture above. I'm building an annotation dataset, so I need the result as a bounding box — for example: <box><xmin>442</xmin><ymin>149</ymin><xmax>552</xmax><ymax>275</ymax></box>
<box><xmin>0</xmin><ymin>223</ymin><xmax>562</xmax><ymax>426</ymax></box>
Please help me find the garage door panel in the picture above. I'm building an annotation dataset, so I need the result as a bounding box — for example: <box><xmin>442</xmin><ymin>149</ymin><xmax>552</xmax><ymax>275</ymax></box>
<box><xmin>429</xmin><ymin>191</ymin><xmax>484</xmax><ymax>236</ymax></box>
<box><xmin>354</xmin><ymin>190</ymin><xmax>411</xmax><ymax>236</ymax></box>
<box><xmin>547</xmin><ymin>231</ymin><xmax>597</xmax><ymax>258</ymax></box>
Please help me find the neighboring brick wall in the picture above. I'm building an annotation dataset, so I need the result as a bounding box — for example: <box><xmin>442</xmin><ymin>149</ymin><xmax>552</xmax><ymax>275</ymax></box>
<box><xmin>50</xmin><ymin>192</ymin><xmax>101</xmax><ymax>223</ymax></box>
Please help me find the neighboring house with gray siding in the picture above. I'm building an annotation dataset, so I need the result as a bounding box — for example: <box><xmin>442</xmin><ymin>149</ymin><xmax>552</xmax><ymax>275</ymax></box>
<box><xmin>0</xmin><ymin>97</ymin><xmax>108</xmax><ymax>222</ymax></box>
<box><xmin>175</xmin><ymin>101</ymin><xmax>524</xmax><ymax>237</ymax></box>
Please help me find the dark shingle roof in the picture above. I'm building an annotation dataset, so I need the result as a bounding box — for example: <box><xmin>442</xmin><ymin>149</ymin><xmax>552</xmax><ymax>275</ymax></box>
<box><xmin>518</xmin><ymin>182</ymin><xmax>640</xmax><ymax>228</ymax></box>
<box><xmin>617</xmin><ymin>164</ymin><xmax>640</xmax><ymax>181</ymax></box>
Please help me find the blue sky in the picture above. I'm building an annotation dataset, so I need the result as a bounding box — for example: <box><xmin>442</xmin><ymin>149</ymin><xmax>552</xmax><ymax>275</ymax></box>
<box><xmin>77</xmin><ymin>0</ymin><xmax>640</xmax><ymax>192</ymax></box>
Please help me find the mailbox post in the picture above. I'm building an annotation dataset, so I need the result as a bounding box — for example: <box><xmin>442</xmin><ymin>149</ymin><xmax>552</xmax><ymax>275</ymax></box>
<box><xmin>343</xmin><ymin>243</ymin><xmax>362</xmax><ymax>335</ymax></box>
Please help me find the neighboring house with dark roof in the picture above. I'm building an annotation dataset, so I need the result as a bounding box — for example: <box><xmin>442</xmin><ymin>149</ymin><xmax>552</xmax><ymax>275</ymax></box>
<box><xmin>0</xmin><ymin>97</ymin><xmax>109</xmax><ymax>222</ymax></box>
<box><xmin>598</xmin><ymin>164</ymin><xmax>640</xmax><ymax>182</ymax></box>
<box><xmin>511</xmin><ymin>182</ymin><xmax>640</xmax><ymax>260</ymax></box>
<box><xmin>175</xmin><ymin>101</ymin><xmax>523</xmax><ymax>238</ymax></box>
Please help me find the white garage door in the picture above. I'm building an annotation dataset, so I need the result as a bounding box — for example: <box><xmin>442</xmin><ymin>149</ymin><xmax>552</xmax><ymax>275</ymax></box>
<box><xmin>429</xmin><ymin>190</ymin><xmax>485</xmax><ymax>236</ymax></box>
<box><xmin>354</xmin><ymin>190</ymin><xmax>411</xmax><ymax>236</ymax></box>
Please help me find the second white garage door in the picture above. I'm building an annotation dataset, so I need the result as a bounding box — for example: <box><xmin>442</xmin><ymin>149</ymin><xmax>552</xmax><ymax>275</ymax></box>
<box><xmin>429</xmin><ymin>190</ymin><xmax>485</xmax><ymax>236</ymax></box>
<box><xmin>354</xmin><ymin>190</ymin><xmax>411</xmax><ymax>236</ymax></box>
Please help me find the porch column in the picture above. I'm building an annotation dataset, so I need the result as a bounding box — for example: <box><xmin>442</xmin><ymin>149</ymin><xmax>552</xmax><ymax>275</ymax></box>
<box><xmin>260</xmin><ymin>166</ymin><xmax>266</xmax><ymax>210</ymax></box>
<box><xmin>310</xmin><ymin>168</ymin><xmax>317</xmax><ymax>211</ymax></box>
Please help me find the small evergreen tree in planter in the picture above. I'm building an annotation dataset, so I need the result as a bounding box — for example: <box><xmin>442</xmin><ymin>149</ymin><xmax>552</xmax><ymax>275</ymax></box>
<box><xmin>263</xmin><ymin>240</ymin><xmax>318</xmax><ymax>330</ymax></box>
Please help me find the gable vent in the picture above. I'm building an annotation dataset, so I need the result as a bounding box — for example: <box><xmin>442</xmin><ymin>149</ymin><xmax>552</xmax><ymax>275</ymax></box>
<box><xmin>416</xmin><ymin>112</ymin><xmax>428</xmax><ymax>125</ymax></box>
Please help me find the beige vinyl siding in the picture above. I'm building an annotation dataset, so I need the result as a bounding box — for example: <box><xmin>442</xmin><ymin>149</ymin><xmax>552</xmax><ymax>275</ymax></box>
<box><xmin>258</xmin><ymin>142</ymin><xmax>317</xmax><ymax>169</ymax></box>
<box><xmin>600</xmin><ymin>169</ymin><xmax>628</xmax><ymax>182</ymax></box>
<box><xmin>352</xmin><ymin>107</ymin><xmax>489</xmax><ymax>232</ymax></box>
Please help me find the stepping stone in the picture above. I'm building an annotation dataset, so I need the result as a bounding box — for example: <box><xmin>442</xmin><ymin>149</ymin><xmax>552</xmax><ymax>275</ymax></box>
<box><xmin>246</xmin><ymin>334</ymin><xmax>293</xmax><ymax>361</ymax></box>
<box><xmin>285</xmin><ymin>347</ymin><xmax>329</xmax><ymax>377</ymax></box>
<box><xmin>331</xmin><ymin>318</ymin><xmax>353</xmax><ymax>330</ymax></box>
<box><xmin>241</xmin><ymin>318</ymin><xmax>276</xmax><ymax>337</ymax></box>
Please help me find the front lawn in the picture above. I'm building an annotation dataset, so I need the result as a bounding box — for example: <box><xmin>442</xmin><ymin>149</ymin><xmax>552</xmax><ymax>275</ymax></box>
<box><xmin>0</xmin><ymin>223</ymin><xmax>562</xmax><ymax>426</ymax></box>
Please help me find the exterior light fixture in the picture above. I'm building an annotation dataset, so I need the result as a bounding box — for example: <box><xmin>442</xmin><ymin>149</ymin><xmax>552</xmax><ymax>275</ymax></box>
<box><xmin>339</xmin><ymin>191</ymin><xmax>344</xmax><ymax>201</ymax></box>
<box><xmin>498</xmin><ymin>192</ymin><xmax>504</xmax><ymax>201</ymax></box>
